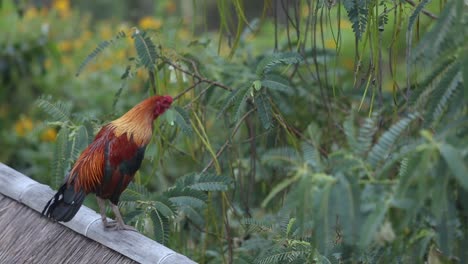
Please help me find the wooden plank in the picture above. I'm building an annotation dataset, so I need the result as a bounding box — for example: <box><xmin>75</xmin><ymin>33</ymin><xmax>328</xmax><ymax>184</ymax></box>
<box><xmin>0</xmin><ymin>163</ymin><xmax>196</xmax><ymax>264</ymax></box>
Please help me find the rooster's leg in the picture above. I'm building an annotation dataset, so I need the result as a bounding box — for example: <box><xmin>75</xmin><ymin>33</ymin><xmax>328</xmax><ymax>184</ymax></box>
<box><xmin>109</xmin><ymin>203</ymin><xmax>137</xmax><ymax>231</ymax></box>
<box><xmin>96</xmin><ymin>197</ymin><xmax>117</xmax><ymax>228</ymax></box>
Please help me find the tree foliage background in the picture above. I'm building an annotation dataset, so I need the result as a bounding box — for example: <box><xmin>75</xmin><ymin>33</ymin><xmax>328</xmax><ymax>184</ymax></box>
<box><xmin>1</xmin><ymin>0</ymin><xmax>467</xmax><ymax>263</ymax></box>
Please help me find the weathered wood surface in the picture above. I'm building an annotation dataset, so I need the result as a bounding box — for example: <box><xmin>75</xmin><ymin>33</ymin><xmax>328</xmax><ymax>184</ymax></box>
<box><xmin>0</xmin><ymin>194</ymin><xmax>138</xmax><ymax>264</ymax></box>
<box><xmin>0</xmin><ymin>163</ymin><xmax>196</xmax><ymax>264</ymax></box>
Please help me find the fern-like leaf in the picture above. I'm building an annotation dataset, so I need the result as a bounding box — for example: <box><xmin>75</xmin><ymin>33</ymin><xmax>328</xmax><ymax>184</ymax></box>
<box><xmin>344</xmin><ymin>114</ymin><xmax>359</xmax><ymax>151</ymax></box>
<box><xmin>188</xmin><ymin>173</ymin><xmax>233</xmax><ymax>192</ymax></box>
<box><xmin>356</xmin><ymin>114</ymin><xmax>378</xmax><ymax>156</ymax></box>
<box><xmin>171</xmin><ymin>106</ymin><xmax>193</xmax><ymax>136</ymax></box>
<box><xmin>261</xmin><ymin>74</ymin><xmax>293</xmax><ymax>94</ymax></box>
<box><xmin>52</xmin><ymin>126</ymin><xmax>69</xmax><ymax>188</ymax></box>
<box><xmin>154</xmin><ymin>196</ymin><xmax>176</xmax><ymax>218</ymax></box>
<box><xmin>440</xmin><ymin>143</ymin><xmax>468</xmax><ymax>190</ymax></box>
<box><xmin>255</xmin><ymin>52</ymin><xmax>302</xmax><ymax>77</ymax></box>
<box><xmin>120</xmin><ymin>182</ymin><xmax>151</xmax><ymax>203</ymax></box>
<box><xmin>410</xmin><ymin>56</ymin><xmax>457</xmax><ymax>107</ymax></box>
<box><xmin>262</xmin><ymin>147</ymin><xmax>299</xmax><ymax>168</ymax></box>
<box><xmin>76</xmin><ymin>31</ymin><xmax>126</xmax><ymax>76</ymax></box>
<box><xmin>218</xmin><ymin>85</ymin><xmax>252</xmax><ymax>120</ymax></box>
<box><xmin>424</xmin><ymin>63</ymin><xmax>462</xmax><ymax>126</ymax></box>
<box><xmin>343</xmin><ymin>0</ymin><xmax>368</xmax><ymax>40</ymax></box>
<box><xmin>255</xmin><ymin>90</ymin><xmax>273</xmax><ymax>130</ymax></box>
<box><xmin>179</xmin><ymin>204</ymin><xmax>205</xmax><ymax>226</ymax></box>
<box><xmin>132</xmin><ymin>30</ymin><xmax>158</xmax><ymax>70</ymax></box>
<box><xmin>36</xmin><ymin>96</ymin><xmax>72</xmax><ymax>123</ymax></box>
<box><xmin>150</xmin><ymin>209</ymin><xmax>169</xmax><ymax>244</ymax></box>
<box><xmin>411</xmin><ymin>0</ymin><xmax>461</xmax><ymax>64</ymax></box>
<box><xmin>241</xmin><ymin>218</ymin><xmax>273</xmax><ymax>233</ymax></box>
<box><xmin>406</xmin><ymin>0</ymin><xmax>431</xmax><ymax>83</ymax></box>
<box><xmin>367</xmin><ymin>113</ymin><xmax>419</xmax><ymax>168</ymax></box>
<box><xmin>165</xmin><ymin>187</ymin><xmax>207</xmax><ymax>208</ymax></box>
<box><xmin>302</xmin><ymin>142</ymin><xmax>323</xmax><ymax>172</ymax></box>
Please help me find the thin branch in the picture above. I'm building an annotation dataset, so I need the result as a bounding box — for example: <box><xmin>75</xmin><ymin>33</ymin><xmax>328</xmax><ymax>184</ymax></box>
<box><xmin>163</xmin><ymin>58</ymin><xmax>232</xmax><ymax>92</ymax></box>
<box><xmin>173</xmin><ymin>80</ymin><xmax>202</xmax><ymax>101</ymax></box>
<box><xmin>201</xmin><ymin>108</ymin><xmax>256</xmax><ymax>173</ymax></box>
<box><xmin>404</xmin><ymin>0</ymin><xmax>438</xmax><ymax>20</ymax></box>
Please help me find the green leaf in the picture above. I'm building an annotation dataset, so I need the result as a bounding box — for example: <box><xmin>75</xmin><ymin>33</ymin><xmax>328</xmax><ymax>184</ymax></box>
<box><xmin>179</xmin><ymin>205</ymin><xmax>205</xmax><ymax>226</ymax></box>
<box><xmin>72</xmin><ymin>125</ymin><xmax>89</xmax><ymax>159</ymax></box>
<box><xmin>76</xmin><ymin>30</ymin><xmax>126</xmax><ymax>76</ymax></box>
<box><xmin>255</xmin><ymin>52</ymin><xmax>302</xmax><ymax>77</ymax></box>
<box><xmin>255</xmin><ymin>90</ymin><xmax>273</xmax><ymax>130</ymax></box>
<box><xmin>241</xmin><ymin>218</ymin><xmax>273</xmax><ymax>233</ymax></box>
<box><xmin>188</xmin><ymin>174</ymin><xmax>232</xmax><ymax>192</ymax></box>
<box><xmin>36</xmin><ymin>96</ymin><xmax>72</xmax><ymax>123</ymax></box>
<box><xmin>302</xmin><ymin>142</ymin><xmax>323</xmax><ymax>172</ymax></box>
<box><xmin>154</xmin><ymin>197</ymin><xmax>176</xmax><ymax>218</ymax></box>
<box><xmin>343</xmin><ymin>0</ymin><xmax>368</xmax><ymax>40</ymax></box>
<box><xmin>150</xmin><ymin>209</ymin><xmax>169</xmax><ymax>244</ymax></box>
<box><xmin>367</xmin><ymin>113</ymin><xmax>418</xmax><ymax>168</ymax></box>
<box><xmin>424</xmin><ymin>63</ymin><xmax>462</xmax><ymax>126</ymax></box>
<box><xmin>261</xmin><ymin>173</ymin><xmax>302</xmax><ymax>208</ymax></box>
<box><xmin>344</xmin><ymin>114</ymin><xmax>358</xmax><ymax>151</ymax></box>
<box><xmin>52</xmin><ymin>126</ymin><xmax>69</xmax><ymax>189</ymax></box>
<box><xmin>166</xmin><ymin>188</ymin><xmax>207</xmax><ymax>208</ymax></box>
<box><xmin>356</xmin><ymin>114</ymin><xmax>378</xmax><ymax>156</ymax></box>
<box><xmin>440</xmin><ymin>144</ymin><xmax>468</xmax><ymax>190</ymax></box>
<box><xmin>170</xmin><ymin>106</ymin><xmax>193</xmax><ymax>136</ymax></box>
<box><xmin>218</xmin><ymin>85</ymin><xmax>251</xmax><ymax>121</ymax></box>
<box><xmin>463</xmin><ymin>48</ymin><xmax>468</xmax><ymax>102</ymax></box>
<box><xmin>261</xmin><ymin>147</ymin><xmax>299</xmax><ymax>168</ymax></box>
<box><xmin>132</xmin><ymin>30</ymin><xmax>158</xmax><ymax>70</ymax></box>
<box><xmin>359</xmin><ymin>199</ymin><xmax>388</xmax><ymax>248</ymax></box>
<box><xmin>261</xmin><ymin>75</ymin><xmax>293</xmax><ymax>94</ymax></box>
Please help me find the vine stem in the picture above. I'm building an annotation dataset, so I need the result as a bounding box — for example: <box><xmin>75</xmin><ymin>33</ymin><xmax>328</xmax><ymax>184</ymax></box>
<box><xmin>201</xmin><ymin>108</ymin><xmax>256</xmax><ymax>174</ymax></box>
<box><xmin>404</xmin><ymin>0</ymin><xmax>438</xmax><ymax>19</ymax></box>
<box><xmin>163</xmin><ymin>58</ymin><xmax>232</xmax><ymax>92</ymax></box>
<box><xmin>173</xmin><ymin>80</ymin><xmax>202</xmax><ymax>101</ymax></box>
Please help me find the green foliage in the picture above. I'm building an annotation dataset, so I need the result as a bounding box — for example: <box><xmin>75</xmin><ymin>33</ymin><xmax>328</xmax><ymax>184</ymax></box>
<box><xmin>166</xmin><ymin>106</ymin><xmax>194</xmax><ymax>136</ymax></box>
<box><xmin>343</xmin><ymin>0</ymin><xmax>369</xmax><ymax>40</ymax></box>
<box><xmin>120</xmin><ymin>173</ymin><xmax>232</xmax><ymax>244</ymax></box>
<box><xmin>254</xmin><ymin>89</ymin><xmax>273</xmax><ymax>130</ymax></box>
<box><xmin>4</xmin><ymin>0</ymin><xmax>467</xmax><ymax>263</ymax></box>
<box><xmin>132</xmin><ymin>30</ymin><xmax>158</xmax><ymax>70</ymax></box>
<box><xmin>75</xmin><ymin>31</ymin><xmax>127</xmax><ymax>76</ymax></box>
<box><xmin>367</xmin><ymin>113</ymin><xmax>419</xmax><ymax>168</ymax></box>
<box><xmin>255</xmin><ymin>52</ymin><xmax>303</xmax><ymax>77</ymax></box>
<box><xmin>36</xmin><ymin>97</ymin><xmax>94</xmax><ymax>188</ymax></box>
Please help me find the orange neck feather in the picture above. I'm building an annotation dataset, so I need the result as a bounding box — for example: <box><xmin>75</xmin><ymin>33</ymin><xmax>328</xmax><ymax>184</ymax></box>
<box><xmin>109</xmin><ymin>98</ymin><xmax>157</xmax><ymax>146</ymax></box>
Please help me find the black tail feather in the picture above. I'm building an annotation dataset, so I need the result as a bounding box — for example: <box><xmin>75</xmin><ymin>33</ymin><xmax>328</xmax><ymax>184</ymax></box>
<box><xmin>42</xmin><ymin>183</ymin><xmax>86</xmax><ymax>222</ymax></box>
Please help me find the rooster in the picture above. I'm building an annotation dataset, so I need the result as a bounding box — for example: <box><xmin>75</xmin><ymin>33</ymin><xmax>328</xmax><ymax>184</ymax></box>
<box><xmin>42</xmin><ymin>95</ymin><xmax>173</xmax><ymax>230</ymax></box>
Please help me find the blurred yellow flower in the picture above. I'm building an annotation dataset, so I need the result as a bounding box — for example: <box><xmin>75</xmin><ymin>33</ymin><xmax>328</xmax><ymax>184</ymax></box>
<box><xmin>340</xmin><ymin>19</ymin><xmax>352</xmax><ymax>30</ymax></box>
<box><xmin>53</xmin><ymin>0</ymin><xmax>71</xmax><ymax>17</ymax></box>
<box><xmin>100</xmin><ymin>59</ymin><xmax>114</xmax><ymax>70</ymax></box>
<box><xmin>325</xmin><ymin>39</ymin><xmax>337</xmax><ymax>49</ymax></box>
<box><xmin>24</xmin><ymin>7</ymin><xmax>39</xmax><ymax>19</ymax></box>
<box><xmin>40</xmin><ymin>128</ymin><xmax>57</xmax><ymax>142</ymax></box>
<box><xmin>58</xmin><ymin>40</ymin><xmax>73</xmax><ymax>53</ymax></box>
<box><xmin>82</xmin><ymin>30</ymin><xmax>92</xmax><ymax>40</ymax></box>
<box><xmin>177</xmin><ymin>28</ymin><xmax>191</xmax><ymax>40</ymax></box>
<box><xmin>139</xmin><ymin>16</ymin><xmax>162</xmax><ymax>30</ymax></box>
<box><xmin>99</xmin><ymin>26</ymin><xmax>113</xmax><ymax>39</ymax></box>
<box><xmin>14</xmin><ymin>116</ymin><xmax>34</xmax><ymax>136</ymax></box>
<box><xmin>115</xmin><ymin>50</ymin><xmax>126</xmax><ymax>60</ymax></box>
